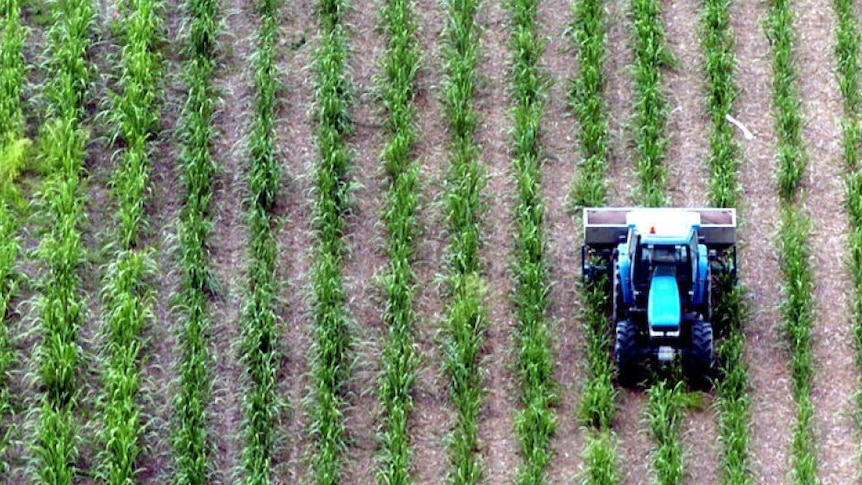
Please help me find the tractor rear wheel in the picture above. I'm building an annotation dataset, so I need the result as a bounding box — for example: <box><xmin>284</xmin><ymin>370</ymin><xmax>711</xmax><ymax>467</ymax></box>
<box><xmin>685</xmin><ymin>319</ymin><xmax>714</xmax><ymax>389</ymax></box>
<box><xmin>615</xmin><ymin>320</ymin><xmax>639</xmax><ymax>387</ymax></box>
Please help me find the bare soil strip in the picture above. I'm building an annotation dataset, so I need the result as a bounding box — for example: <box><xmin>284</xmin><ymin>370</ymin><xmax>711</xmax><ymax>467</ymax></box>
<box><xmin>471</xmin><ymin>0</ymin><xmax>521</xmax><ymax>481</ymax></box>
<box><xmin>339</xmin><ymin>1</ymin><xmax>388</xmax><ymax>482</ymax></box>
<box><xmin>136</xmin><ymin>1</ymin><xmax>185</xmax><ymax>480</ymax></box>
<box><xmin>794</xmin><ymin>2</ymin><xmax>861</xmax><ymax>483</ymax></box>
<box><xmin>730</xmin><ymin>0</ymin><xmax>793</xmax><ymax>482</ymax></box>
<box><xmin>406</xmin><ymin>0</ymin><xmax>454</xmax><ymax>480</ymax></box>
<box><xmin>604</xmin><ymin>0</ymin><xmax>638</xmax><ymax>206</ymax></box>
<box><xmin>603</xmin><ymin>1</ymin><xmax>648</xmax><ymax>482</ymax></box>
<box><xmin>204</xmin><ymin>1</ymin><xmax>260</xmax><ymax>481</ymax></box>
<box><xmin>273</xmin><ymin>0</ymin><xmax>316</xmax><ymax>481</ymax></box>
<box><xmin>661</xmin><ymin>1</ymin><xmax>721</xmax><ymax>483</ymax></box>
<box><xmin>663</xmin><ymin>0</ymin><xmax>711</xmax><ymax>209</ymax></box>
<box><xmin>537</xmin><ymin>0</ymin><xmax>585</xmax><ymax>479</ymax></box>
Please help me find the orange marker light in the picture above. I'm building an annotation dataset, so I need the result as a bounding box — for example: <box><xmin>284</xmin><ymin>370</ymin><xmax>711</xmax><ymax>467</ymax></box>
<box><xmin>649</xmin><ymin>225</ymin><xmax>656</xmax><ymax>234</ymax></box>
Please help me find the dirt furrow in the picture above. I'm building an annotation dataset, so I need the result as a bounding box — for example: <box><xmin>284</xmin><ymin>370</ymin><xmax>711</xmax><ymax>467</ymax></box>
<box><xmin>273</xmin><ymin>0</ymin><xmax>316</xmax><ymax>481</ymax></box>
<box><xmin>203</xmin><ymin>2</ymin><xmax>259</xmax><ymax>482</ymax></box>
<box><xmin>537</xmin><ymin>0</ymin><xmax>584</xmax><ymax>480</ymax></box>
<box><xmin>661</xmin><ymin>1</ymin><xmax>721</xmax><ymax>483</ymax></box>
<box><xmin>663</xmin><ymin>0</ymin><xmax>711</xmax><ymax>208</ymax></box>
<box><xmin>603</xmin><ymin>0</ymin><xmax>639</xmax><ymax>206</ymax></box>
<box><xmin>795</xmin><ymin>2</ymin><xmax>860</xmax><ymax>483</ymax></box>
<box><xmin>135</xmin><ymin>0</ymin><xmax>185</xmax><ymax>480</ymax></box>
<box><xmin>730</xmin><ymin>0</ymin><xmax>792</xmax><ymax>482</ymax></box>
<box><xmin>605</xmin><ymin>0</ymin><xmax>650</xmax><ymax>482</ymax></box>
<box><xmin>340</xmin><ymin>1</ymin><xmax>387</xmax><ymax>482</ymax></box>
<box><xmin>474</xmin><ymin>0</ymin><xmax>519</xmax><ymax>481</ymax></box>
<box><xmin>406</xmin><ymin>0</ymin><xmax>453</xmax><ymax>481</ymax></box>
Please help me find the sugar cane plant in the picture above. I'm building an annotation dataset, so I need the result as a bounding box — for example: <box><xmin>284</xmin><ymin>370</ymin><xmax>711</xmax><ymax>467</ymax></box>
<box><xmin>32</xmin><ymin>0</ymin><xmax>95</xmax><ymax>482</ymax></box>
<box><xmin>630</xmin><ymin>0</ymin><xmax>672</xmax><ymax>207</ymax></box>
<box><xmin>0</xmin><ymin>0</ymin><xmax>24</xmax><ymax>472</ymax></box>
<box><xmin>699</xmin><ymin>0</ymin><xmax>752</xmax><ymax>483</ymax></box>
<box><xmin>98</xmin><ymin>0</ymin><xmax>162</xmax><ymax>482</ymax></box>
<box><xmin>172</xmin><ymin>0</ymin><xmax>219</xmax><ymax>482</ymax></box>
<box><xmin>507</xmin><ymin>0</ymin><xmax>557</xmax><ymax>482</ymax></box>
<box><xmin>309</xmin><ymin>0</ymin><xmax>352</xmax><ymax>480</ymax></box>
<box><xmin>834</xmin><ymin>0</ymin><xmax>862</xmax><ymax>469</ymax></box>
<box><xmin>569</xmin><ymin>0</ymin><xmax>609</xmax><ymax>208</ymax></box>
<box><xmin>766</xmin><ymin>0</ymin><xmax>817</xmax><ymax>482</ymax></box>
<box><xmin>375</xmin><ymin>0</ymin><xmax>420</xmax><ymax>482</ymax></box>
<box><xmin>440</xmin><ymin>0</ymin><xmax>488</xmax><ymax>481</ymax></box>
<box><xmin>570</xmin><ymin>0</ymin><xmax>619</xmax><ymax>481</ymax></box>
<box><xmin>239</xmin><ymin>0</ymin><xmax>281</xmax><ymax>484</ymax></box>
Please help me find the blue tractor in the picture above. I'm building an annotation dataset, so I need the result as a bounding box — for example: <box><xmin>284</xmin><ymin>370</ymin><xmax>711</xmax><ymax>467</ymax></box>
<box><xmin>581</xmin><ymin>208</ymin><xmax>737</xmax><ymax>386</ymax></box>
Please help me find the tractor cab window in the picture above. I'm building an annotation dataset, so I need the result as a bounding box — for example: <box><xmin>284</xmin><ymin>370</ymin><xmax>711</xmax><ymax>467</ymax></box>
<box><xmin>634</xmin><ymin>244</ymin><xmax>691</xmax><ymax>290</ymax></box>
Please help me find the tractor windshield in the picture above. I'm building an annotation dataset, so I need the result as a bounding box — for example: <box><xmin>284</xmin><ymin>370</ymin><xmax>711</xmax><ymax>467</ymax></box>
<box><xmin>634</xmin><ymin>244</ymin><xmax>691</xmax><ymax>290</ymax></box>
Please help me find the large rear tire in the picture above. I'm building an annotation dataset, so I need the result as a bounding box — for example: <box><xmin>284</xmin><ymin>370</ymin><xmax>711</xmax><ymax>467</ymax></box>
<box><xmin>685</xmin><ymin>320</ymin><xmax>714</xmax><ymax>389</ymax></box>
<box><xmin>615</xmin><ymin>320</ymin><xmax>639</xmax><ymax>387</ymax></box>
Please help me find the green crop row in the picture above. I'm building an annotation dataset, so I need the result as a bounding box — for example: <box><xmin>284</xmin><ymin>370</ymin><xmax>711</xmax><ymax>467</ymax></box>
<box><xmin>172</xmin><ymin>0</ymin><xmax>219</xmax><ymax>482</ymax></box>
<box><xmin>630</xmin><ymin>0</ymin><xmax>672</xmax><ymax>207</ymax></box>
<box><xmin>645</xmin><ymin>380</ymin><xmax>691</xmax><ymax>485</ymax></box>
<box><xmin>767</xmin><ymin>0</ymin><xmax>805</xmax><ymax>200</ymax></box>
<box><xmin>440</xmin><ymin>0</ymin><xmax>486</xmax><ymax>481</ymax></box>
<box><xmin>376</xmin><ymin>0</ymin><xmax>419</xmax><ymax>482</ymax></box>
<box><xmin>309</xmin><ymin>0</ymin><xmax>352</xmax><ymax>481</ymax></box>
<box><xmin>569</xmin><ymin>0</ymin><xmax>609</xmax><ymax>208</ymax></box>
<box><xmin>578</xmin><ymin>273</ymin><xmax>618</xmax><ymax>485</ymax></box>
<box><xmin>767</xmin><ymin>0</ymin><xmax>816</xmax><ymax>482</ymax></box>
<box><xmin>699</xmin><ymin>0</ymin><xmax>752</xmax><ymax>483</ymax></box>
<box><xmin>33</xmin><ymin>0</ymin><xmax>94</xmax><ymax>482</ymax></box>
<box><xmin>98</xmin><ymin>0</ymin><xmax>162</xmax><ymax>483</ymax></box>
<box><xmin>570</xmin><ymin>0</ymin><xmax>618</xmax><ymax>481</ymax></box>
<box><xmin>239</xmin><ymin>0</ymin><xmax>281</xmax><ymax>483</ymax></box>
<box><xmin>0</xmin><ymin>0</ymin><xmax>23</xmax><ymax>474</ymax></box>
<box><xmin>834</xmin><ymin>0</ymin><xmax>862</xmax><ymax>471</ymax></box>
<box><xmin>507</xmin><ymin>0</ymin><xmax>556</xmax><ymax>482</ymax></box>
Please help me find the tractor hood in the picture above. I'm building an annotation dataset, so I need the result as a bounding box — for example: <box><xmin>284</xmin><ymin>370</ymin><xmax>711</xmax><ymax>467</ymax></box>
<box><xmin>648</xmin><ymin>268</ymin><xmax>681</xmax><ymax>331</ymax></box>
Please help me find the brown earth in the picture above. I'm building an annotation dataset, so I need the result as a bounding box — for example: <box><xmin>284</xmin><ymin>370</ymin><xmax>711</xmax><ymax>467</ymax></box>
<box><xmin>731</xmin><ymin>0</ymin><xmax>794</xmax><ymax>483</ymax></box>
<box><xmin>794</xmin><ymin>2</ymin><xmax>861</xmax><ymax>484</ymax></box>
<box><xmin>272</xmin><ymin>0</ymin><xmax>317</xmax><ymax>482</ymax></box>
<box><xmin>536</xmin><ymin>0</ymin><xmax>586</xmax><ymax>480</ymax></box>
<box><xmin>406</xmin><ymin>0</ymin><xmax>456</xmax><ymax>481</ymax></box>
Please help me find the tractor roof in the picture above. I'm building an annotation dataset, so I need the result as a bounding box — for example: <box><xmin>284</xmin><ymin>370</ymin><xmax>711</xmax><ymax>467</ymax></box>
<box><xmin>626</xmin><ymin>209</ymin><xmax>700</xmax><ymax>243</ymax></box>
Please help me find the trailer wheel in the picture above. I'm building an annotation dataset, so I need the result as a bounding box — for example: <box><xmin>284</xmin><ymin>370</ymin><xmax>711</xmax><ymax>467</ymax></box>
<box><xmin>685</xmin><ymin>320</ymin><xmax>714</xmax><ymax>389</ymax></box>
<box><xmin>615</xmin><ymin>320</ymin><xmax>639</xmax><ymax>387</ymax></box>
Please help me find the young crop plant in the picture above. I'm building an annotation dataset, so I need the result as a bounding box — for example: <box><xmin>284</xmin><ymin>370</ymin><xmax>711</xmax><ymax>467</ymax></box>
<box><xmin>309</xmin><ymin>0</ymin><xmax>352</xmax><ymax>481</ymax></box>
<box><xmin>375</xmin><ymin>0</ymin><xmax>420</xmax><ymax>482</ymax></box>
<box><xmin>630</xmin><ymin>0</ymin><xmax>672</xmax><ymax>207</ymax></box>
<box><xmin>700</xmin><ymin>0</ymin><xmax>752</xmax><ymax>483</ymax></box>
<box><xmin>767</xmin><ymin>0</ymin><xmax>806</xmax><ymax>200</ymax></box>
<box><xmin>32</xmin><ymin>0</ymin><xmax>94</xmax><ymax>482</ymax></box>
<box><xmin>644</xmin><ymin>379</ymin><xmax>693</xmax><ymax>485</ymax></box>
<box><xmin>569</xmin><ymin>0</ymin><xmax>609</xmax><ymax>208</ymax></box>
<box><xmin>507</xmin><ymin>0</ymin><xmax>557</xmax><ymax>482</ymax></box>
<box><xmin>440</xmin><ymin>0</ymin><xmax>488</xmax><ymax>481</ymax></box>
<box><xmin>767</xmin><ymin>0</ymin><xmax>817</xmax><ymax>482</ymax></box>
<box><xmin>98</xmin><ymin>0</ymin><xmax>163</xmax><ymax>483</ymax></box>
<box><xmin>569</xmin><ymin>1</ymin><xmax>619</xmax><ymax>481</ymax></box>
<box><xmin>240</xmin><ymin>0</ymin><xmax>281</xmax><ymax>484</ymax></box>
<box><xmin>172</xmin><ymin>0</ymin><xmax>219</xmax><ymax>482</ymax></box>
<box><xmin>0</xmin><ymin>0</ymin><xmax>24</xmax><ymax>470</ymax></box>
<box><xmin>833</xmin><ymin>0</ymin><xmax>862</xmax><ymax>468</ymax></box>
